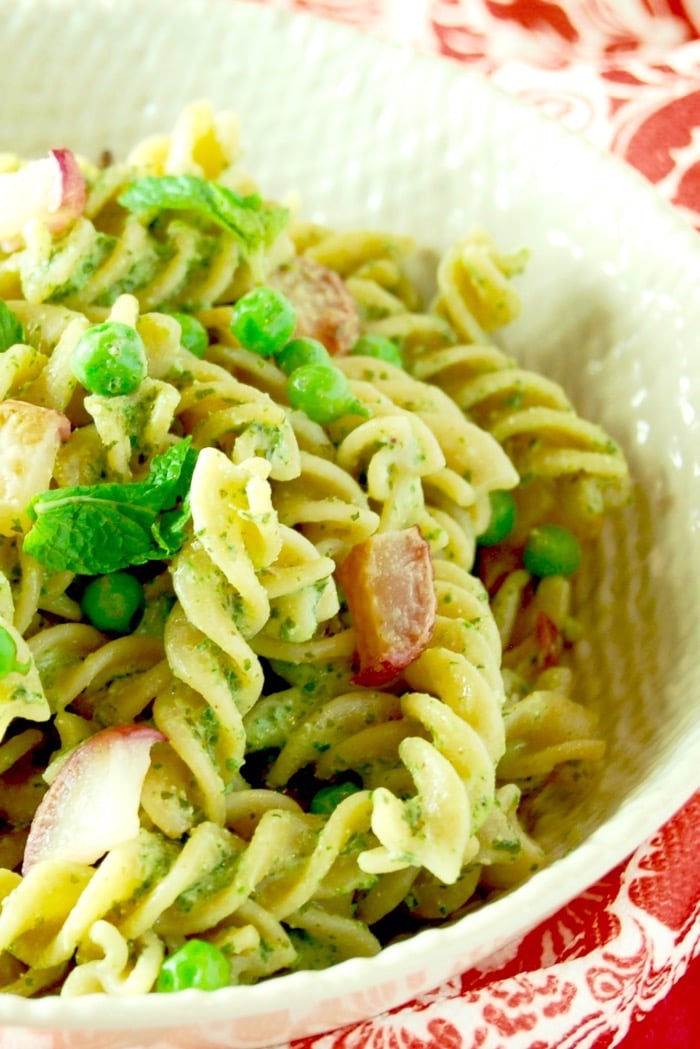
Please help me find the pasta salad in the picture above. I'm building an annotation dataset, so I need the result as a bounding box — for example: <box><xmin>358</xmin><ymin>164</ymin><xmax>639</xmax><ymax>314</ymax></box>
<box><xmin>0</xmin><ymin>103</ymin><xmax>629</xmax><ymax>996</ymax></box>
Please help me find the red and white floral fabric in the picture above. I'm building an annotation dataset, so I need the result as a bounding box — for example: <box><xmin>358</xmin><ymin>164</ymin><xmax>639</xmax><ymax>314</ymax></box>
<box><xmin>243</xmin><ymin>2</ymin><xmax>700</xmax><ymax>1046</ymax></box>
<box><xmin>252</xmin><ymin>0</ymin><xmax>700</xmax><ymax>231</ymax></box>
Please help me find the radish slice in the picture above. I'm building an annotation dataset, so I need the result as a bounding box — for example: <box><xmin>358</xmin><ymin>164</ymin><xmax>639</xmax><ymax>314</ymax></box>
<box><xmin>22</xmin><ymin>724</ymin><xmax>164</xmax><ymax>874</ymax></box>
<box><xmin>0</xmin><ymin>400</ymin><xmax>71</xmax><ymax>537</ymax></box>
<box><xmin>0</xmin><ymin>148</ymin><xmax>86</xmax><ymax>241</ymax></box>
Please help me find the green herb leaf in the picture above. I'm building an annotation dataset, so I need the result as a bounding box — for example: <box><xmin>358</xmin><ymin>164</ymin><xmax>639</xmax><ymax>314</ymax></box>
<box><xmin>23</xmin><ymin>439</ymin><xmax>198</xmax><ymax>574</ymax></box>
<box><xmin>0</xmin><ymin>301</ymin><xmax>25</xmax><ymax>352</ymax></box>
<box><xmin>144</xmin><ymin>438</ymin><xmax>199</xmax><ymax>506</ymax></box>
<box><xmin>151</xmin><ymin>498</ymin><xmax>193</xmax><ymax>558</ymax></box>
<box><xmin>118</xmin><ymin>175</ymin><xmax>288</xmax><ymax>256</ymax></box>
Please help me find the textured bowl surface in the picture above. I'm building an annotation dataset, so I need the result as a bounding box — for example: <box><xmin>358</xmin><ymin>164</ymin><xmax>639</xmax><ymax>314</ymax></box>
<box><xmin>0</xmin><ymin>1</ymin><xmax>699</xmax><ymax>1046</ymax></box>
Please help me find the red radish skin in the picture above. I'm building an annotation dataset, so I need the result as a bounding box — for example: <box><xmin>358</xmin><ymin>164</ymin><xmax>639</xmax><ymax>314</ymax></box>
<box><xmin>22</xmin><ymin>724</ymin><xmax>164</xmax><ymax>874</ymax></box>
<box><xmin>0</xmin><ymin>148</ymin><xmax>86</xmax><ymax>242</ymax></box>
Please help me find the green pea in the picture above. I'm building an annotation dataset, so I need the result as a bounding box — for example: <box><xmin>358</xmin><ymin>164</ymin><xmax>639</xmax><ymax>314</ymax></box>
<box><xmin>276</xmin><ymin>337</ymin><xmax>330</xmax><ymax>375</ymax></box>
<box><xmin>310</xmin><ymin>781</ymin><xmax>361</xmax><ymax>815</ymax></box>
<box><xmin>478</xmin><ymin>490</ymin><xmax>517</xmax><ymax>547</ymax></box>
<box><xmin>156</xmin><ymin>939</ymin><xmax>231</xmax><ymax>993</ymax></box>
<box><xmin>230</xmin><ymin>286</ymin><xmax>296</xmax><ymax>357</ymax></box>
<box><xmin>71</xmin><ymin>321</ymin><xmax>148</xmax><ymax>397</ymax></box>
<box><xmin>287</xmin><ymin>364</ymin><xmax>368</xmax><ymax>424</ymax></box>
<box><xmin>171</xmin><ymin>312</ymin><xmax>208</xmax><ymax>358</ymax></box>
<box><xmin>81</xmin><ymin>572</ymin><xmax>145</xmax><ymax>633</ymax></box>
<box><xmin>523</xmin><ymin>524</ymin><xmax>582</xmax><ymax>578</ymax></box>
<box><xmin>0</xmin><ymin>626</ymin><xmax>30</xmax><ymax>680</ymax></box>
<box><xmin>0</xmin><ymin>301</ymin><xmax>24</xmax><ymax>352</ymax></box>
<box><xmin>351</xmin><ymin>333</ymin><xmax>403</xmax><ymax>367</ymax></box>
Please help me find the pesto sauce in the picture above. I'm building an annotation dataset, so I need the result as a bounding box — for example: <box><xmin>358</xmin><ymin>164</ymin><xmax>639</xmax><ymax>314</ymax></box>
<box><xmin>95</xmin><ymin>248</ymin><xmax>165</xmax><ymax>306</ymax></box>
<box><xmin>48</xmin><ymin>232</ymin><xmax>116</xmax><ymax>302</ymax></box>
<box><xmin>287</xmin><ymin>928</ymin><xmax>341</xmax><ymax>972</ymax></box>
<box><xmin>172</xmin><ymin>849</ymin><xmax>239</xmax><ymax>913</ymax></box>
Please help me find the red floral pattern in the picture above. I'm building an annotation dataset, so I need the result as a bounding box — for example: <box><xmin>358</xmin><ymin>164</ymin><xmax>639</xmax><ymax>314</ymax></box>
<box><xmin>251</xmin><ymin>0</ymin><xmax>700</xmax><ymax>230</ymax></box>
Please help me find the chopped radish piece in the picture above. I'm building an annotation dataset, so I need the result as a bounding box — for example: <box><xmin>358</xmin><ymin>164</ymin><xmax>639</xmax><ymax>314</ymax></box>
<box><xmin>0</xmin><ymin>148</ymin><xmax>86</xmax><ymax>241</ymax></box>
<box><xmin>0</xmin><ymin>400</ymin><xmax>71</xmax><ymax>537</ymax></box>
<box><xmin>22</xmin><ymin>724</ymin><xmax>164</xmax><ymax>873</ymax></box>
<box><xmin>336</xmin><ymin>526</ymin><xmax>436</xmax><ymax>687</ymax></box>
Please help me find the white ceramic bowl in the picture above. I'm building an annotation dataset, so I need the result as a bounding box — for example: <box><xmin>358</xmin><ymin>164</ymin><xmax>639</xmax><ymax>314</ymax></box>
<box><xmin>0</xmin><ymin>1</ymin><xmax>699</xmax><ymax>1046</ymax></box>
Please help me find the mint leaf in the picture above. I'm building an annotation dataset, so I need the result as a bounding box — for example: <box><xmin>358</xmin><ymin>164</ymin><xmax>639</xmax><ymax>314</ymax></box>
<box><xmin>24</xmin><ymin>501</ymin><xmax>161</xmax><ymax>575</ymax></box>
<box><xmin>142</xmin><ymin>439</ymin><xmax>198</xmax><ymax>507</ymax></box>
<box><xmin>151</xmin><ymin>500</ymin><xmax>192</xmax><ymax>558</ymax></box>
<box><xmin>23</xmin><ymin>439</ymin><xmax>198</xmax><ymax>575</ymax></box>
<box><xmin>0</xmin><ymin>301</ymin><xmax>25</xmax><ymax>352</ymax></box>
<box><xmin>148</xmin><ymin>439</ymin><xmax>198</xmax><ymax>484</ymax></box>
<box><xmin>118</xmin><ymin>175</ymin><xmax>288</xmax><ymax>255</ymax></box>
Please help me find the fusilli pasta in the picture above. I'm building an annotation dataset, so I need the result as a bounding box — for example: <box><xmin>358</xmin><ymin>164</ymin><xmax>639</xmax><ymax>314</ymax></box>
<box><xmin>0</xmin><ymin>102</ymin><xmax>629</xmax><ymax>996</ymax></box>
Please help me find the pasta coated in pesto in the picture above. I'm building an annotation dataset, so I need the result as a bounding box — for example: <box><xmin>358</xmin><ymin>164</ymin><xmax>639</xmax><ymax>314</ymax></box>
<box><xmin>0</xmin><ymin>102</ymin><xmax>629</xmax><ymax>996</ymax></box>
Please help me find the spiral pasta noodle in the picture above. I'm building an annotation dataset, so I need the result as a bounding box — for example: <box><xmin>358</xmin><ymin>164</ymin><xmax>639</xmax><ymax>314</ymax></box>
<box><xmin>0</xmin><ymin>103</ymin><xmax>276</xmax><ymax>315</ymax></box>
<box><xmin>411</xmin><ymin>342</ymin><xmax>628</xmax><ymax>535</ymax></box>
<box><xmin>0</xmin><ymin>103</ymin><xmax>629</xmax><ymax>996</ymax></box>
<box><xmin>300</xmin><ymin>225</ymin><xmax>629</xmax><ymax>536</ymax></box>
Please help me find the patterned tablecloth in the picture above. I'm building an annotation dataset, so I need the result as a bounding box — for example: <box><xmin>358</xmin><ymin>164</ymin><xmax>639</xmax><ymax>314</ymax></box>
<box><xmin>241</xmin><ymin>2</ymin><xmax>700</xmax><ymax>1047</ymax></box>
